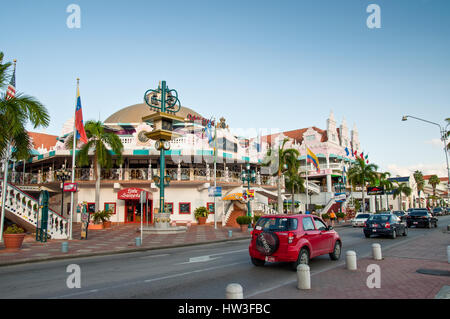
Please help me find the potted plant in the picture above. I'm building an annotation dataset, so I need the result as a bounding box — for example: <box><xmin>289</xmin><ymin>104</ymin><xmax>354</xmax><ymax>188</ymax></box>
<box><xmin>252</xmin><ymin>215</ymin><xmax>261</xmax><ymax>227</ymax></box>
<box><xmin>101</xmin><ymin>209</ymin><xmax>113</xmax><ymax>228</ymax></box>
<box><xmin>337</xmin><ymin>212</ymin><xmax>345</xmax><ymax>223</ymax></box>
<box><xmin>194</xmin><ymin>206</ymin><xmax>209</xmax><ymax>225</ymax></box>
<box><xmin>3</xmin><ymin>224</ymin><xmax>26</xmax><ymax>250</ymax></box>
<box><xmin>89</xmin><ymin>211</ymin><xmax>105</xmax><ymax>230</ymax></box>
<box><xmin>321</xmin><ymin>213</ymin><xmax>330</xmax><ymax>222</ymax></box>
<box><xmin>236</xmin><ymin>215</ymin><xmax>252</xmax><ymax>232</ymax></box>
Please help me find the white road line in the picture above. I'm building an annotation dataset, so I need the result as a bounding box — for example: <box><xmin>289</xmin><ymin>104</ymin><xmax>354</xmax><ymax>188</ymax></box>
<box><xmin>138</xmin><ymin>254</ymin><xmax>170</xmax><ymax>259</ymax></box>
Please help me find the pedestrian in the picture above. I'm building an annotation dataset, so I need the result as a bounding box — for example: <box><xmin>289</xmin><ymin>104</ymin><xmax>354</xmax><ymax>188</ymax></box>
<box><xmin>329</xmin><ymin>210</ymin><xmax>336</xmax><ymax>227</ymax></box>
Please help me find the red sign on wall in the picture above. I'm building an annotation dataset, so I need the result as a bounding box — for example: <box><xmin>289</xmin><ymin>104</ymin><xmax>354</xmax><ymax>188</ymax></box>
<box><xmin>63</xmin><ymin>183</ymin><xmax>78</xmax><ymax>192</ymax></box>
<box><xmin>118</xmin><ymin>188</ymin><xmax>151</xmax><ymax>200</ymax></box>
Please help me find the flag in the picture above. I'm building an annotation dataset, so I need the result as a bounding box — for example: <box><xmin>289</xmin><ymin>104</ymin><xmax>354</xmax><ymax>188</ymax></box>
<box><xmin>306</xmin><ymin>147</ymin><xmax>320</xmax><ymax>171</ymax></box>
<box><xmin>360</xmin><ymin>152</ymin><xmax>364</xmax><ymax>159</ymax></box>
<box><xmin>75</xmin><ymin>84</ymin><xmax>88</xmax><ymax>144</ymax></box>
<box><xmin>5</xmin><ymin>61</ymin><xmax>16</xmax><ymax>100</ymax></box>
<box><xmin>345</xmin><ymin>147</ymin><xmax>350</xmax><ymax>156</ymax></box>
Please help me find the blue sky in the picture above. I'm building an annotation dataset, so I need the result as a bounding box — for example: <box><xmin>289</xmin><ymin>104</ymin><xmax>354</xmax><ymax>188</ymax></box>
<box><xmin>1</xmin><ymin>0</ymin><xmax>449</xmax><ymax>177</ymax></box>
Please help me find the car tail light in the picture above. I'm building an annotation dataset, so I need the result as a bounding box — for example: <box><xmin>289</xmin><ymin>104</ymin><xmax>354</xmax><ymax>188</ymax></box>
<box><xmin>385</xmin><ymin>222</ymin><xmax>390</xmax><ymax>229</ymax></box>
<box><xmin>288</xmin><ymin>232</ymin><xmax>295</xmax><ymax>244</ymax></box>
<box><xmin>364</xmin><ymin>222</ymin><xmax>367</xmax><ymax>227</ymax></box>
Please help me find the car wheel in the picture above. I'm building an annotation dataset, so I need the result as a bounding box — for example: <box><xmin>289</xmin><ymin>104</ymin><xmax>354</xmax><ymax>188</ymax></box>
<box><xmin>428</xmin><ymin>221</ymin><xmax>432</xmax><ymax>229</ymax></box>
<box><xmin>329</xmin><ymin>241</ymin><xmax>341</xmax><ymax>261</ymax></box>
<box><xmin>434</xmin><ymin>221</ymin><xmax>437</xmax><ymax>228</ymax></box>
<box><xmin>403</xmin><ymin>227</ymin><xmax>408</xmax><ymax>236</ymax></box>
<box><xmin>251</xmin><ymin>257</ymin><xmax>265</xmax><ymax>267</ymax></box>
<box><xmin>364</xmin><ymin>233</ymin><xmax>370</xmax><ymax>238</ymax></box>
<box><xmin>292</xmin><ymin>247</ymin><xmax>309</xmax><ymax>270</ymax></box>
<box><xmin>391</xmin><ymin>229</ymin><xmax>397</xmax><ymax>239</ymax></box>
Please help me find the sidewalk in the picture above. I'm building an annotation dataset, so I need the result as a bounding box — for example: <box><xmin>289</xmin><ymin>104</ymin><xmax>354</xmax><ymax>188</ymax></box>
<box><xmin>0</xmin><ymin>223</ymin><xmax>251</xmax><ymax>267</ymax></box>
<box><xmin>251</xmin><ymin>227</ymin><xmax>450</xmax><ymax>299</ymax></box>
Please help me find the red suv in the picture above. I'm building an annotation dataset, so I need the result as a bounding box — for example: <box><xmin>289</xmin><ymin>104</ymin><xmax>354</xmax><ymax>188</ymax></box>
<box><xmin>249</xmin><ymin>214</ymin><xmax>342</xmax><ymax>270</ymax></box>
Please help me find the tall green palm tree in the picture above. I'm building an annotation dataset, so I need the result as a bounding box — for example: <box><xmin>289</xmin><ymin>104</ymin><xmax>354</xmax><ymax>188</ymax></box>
<box><xmin>428</xmin><ymin>175</ymin><xmax>441</xmax><ymax>208</ymax></box>
<box><xmin>262</xmin><ymin>138</ymin><xmax>299</xmax><ymax>213</ymax></box>
<box><xmin>0</xmin><ymin>52</ymin><xmax>50</xmax><ymax>160</ymax></box>
<box><xmin>413</xmin><ymin>170</ymin><xmax>424</xmax><ymax>208</ymax></box>
<box><xmin>378</xmin><ymin>172</ymin><xmax>393</xmax><ymax>211</ymax></box>
<box><xmin>284</xmin><ymin>155</ymin><xmax>305</xmax><ymax>214</ymax></box>
<box><xmin>347</xmin><ymin>157</ymin><xmax>379</xmax><ymax>212</ymax></box>
<box><xmin>66</xmin><ymin>120</ymin><xmax>124</xmax><ymax>212</ymax></box>
<box><xmin>392</xmin><ymin>182</ymin><xmax>412</xmax><ymax>211</ymax></box>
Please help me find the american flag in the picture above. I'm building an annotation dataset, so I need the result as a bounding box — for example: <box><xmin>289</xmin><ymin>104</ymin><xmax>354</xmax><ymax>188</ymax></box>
<box><xmin>6</xmin><ymin>61</ymin><xmax>16</xmax><ymax>100</ymax></box>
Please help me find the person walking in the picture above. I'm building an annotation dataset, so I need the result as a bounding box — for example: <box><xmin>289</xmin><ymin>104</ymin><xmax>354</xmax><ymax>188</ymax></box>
<box><xmin>329</xmin><ymin>210</ymin><xmax>336</xmax><ymax>227</ymax></box>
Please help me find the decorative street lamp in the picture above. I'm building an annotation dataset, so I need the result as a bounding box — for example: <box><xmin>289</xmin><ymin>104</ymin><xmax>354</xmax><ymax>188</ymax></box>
<box><xmin>335</xmin><ymin>177</ymin><xmax>345</xmax><ymax>214</ymax></box>
<box><xmin>241</xmin><ymin>163</ymin><xmax>256</xmax><ymax>218</ymax></box>
<box><xmin>402</xmin><ymin>115</ymin><xmax>450</xmax><ymax>206</ymax></box>
<box><xmin>143</xmin><ymin>81</ymin><xmax>184</xmax><ymax>228</ymax></box>
<box><xmin>56</xmin><ymin>164</ymin><xmax>71</xmax><ymax>216</ymax></box>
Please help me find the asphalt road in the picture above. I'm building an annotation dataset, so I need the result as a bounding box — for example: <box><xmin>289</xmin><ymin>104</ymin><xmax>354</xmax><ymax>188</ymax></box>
<box><xmin>1</xmin><ymin>215</ymin><xmax>449</xmax><ymax>299</ymax></box>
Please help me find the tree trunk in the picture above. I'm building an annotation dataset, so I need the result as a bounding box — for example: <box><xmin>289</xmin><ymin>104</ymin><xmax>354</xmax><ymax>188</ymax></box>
<box><xmin>95</xmin><ymin>160</ymin><xmax>101</xmax><ymax>212</ymax></box>
<box><xmin>291</xmin><ymin>186</ymin><xmax>295</xmax><ymax>214</ymax></box>
<box><xmin>361</xmin><ymin>183</ymin><xmax>365</xmax><ymax>213</ymax></box>
<box><xmin>277</xmin><ymin>170</ymin><xmax>283</xmax><ymax>214</ymax></box>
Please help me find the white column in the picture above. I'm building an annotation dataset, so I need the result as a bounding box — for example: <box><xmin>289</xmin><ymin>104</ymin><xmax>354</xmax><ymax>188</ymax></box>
<box><xmin>326</xmin><ymin>174</ymin><xmax>332</xmax><ymax>193</ymax></box>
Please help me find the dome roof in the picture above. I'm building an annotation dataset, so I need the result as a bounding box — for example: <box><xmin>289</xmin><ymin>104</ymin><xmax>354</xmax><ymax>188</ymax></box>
<box><xmin>104</xmin><ymin>103</ymin><xmax>203</xmax><ymax>124</ymax></box>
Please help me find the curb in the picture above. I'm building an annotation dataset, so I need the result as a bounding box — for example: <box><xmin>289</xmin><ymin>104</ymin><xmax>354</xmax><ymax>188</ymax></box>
<box><xmin>0</xmin><ymin>236</ymin><xmax>251</xmax><ymax>268</ymax></box>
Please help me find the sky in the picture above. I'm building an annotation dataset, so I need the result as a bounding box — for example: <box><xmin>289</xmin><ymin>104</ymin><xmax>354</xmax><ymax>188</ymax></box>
<box><xmin>1</xmin><ymin>0</ymin><xmax>449</xmax><ymax>178</ymax></box>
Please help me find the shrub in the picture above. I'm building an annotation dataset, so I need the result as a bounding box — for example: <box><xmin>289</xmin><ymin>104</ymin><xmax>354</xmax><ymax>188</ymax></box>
<box><xmin>253</xmin><ymin>215</ymin><xmax>261</xmax><ymax>224</ymax></box>
<box><xmin>194</xmin><ymin>206</ymin><xmax>209</xmax><ymax>220</ymax></box>
<box><xmin>337</xmin><ymin>212</ymin><xmax>345</xmax><ymax>219</ymax></box>
<box><xmin>236</xmin><ymin>215</ymin><xmax>252</xmax><ymax>225</ymax></box>
<box><xmin>5</xmin><ymin>224</ymin><xmax>25</xmax><ymax>234</ymax></box>
<box><xmin>321</xmin><ymin>213</ymin><xmax>330</xmax><ymax>220</ymax></box>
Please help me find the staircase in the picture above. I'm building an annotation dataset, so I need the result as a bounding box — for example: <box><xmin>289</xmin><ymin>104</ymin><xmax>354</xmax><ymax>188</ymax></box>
<box><xmin>0</xmin><ymin>181</ymin><xmax>68</xmax><ymax>239</ymax></box>
<box><xmin>222</xmin><ymin>201</ymin><xmax>279</xmax><ymax>226</ymax></box>
<box><xmin>306</xmin><ymin>181</ymin><xmax>321</xmax><ymax>195</ymax></box>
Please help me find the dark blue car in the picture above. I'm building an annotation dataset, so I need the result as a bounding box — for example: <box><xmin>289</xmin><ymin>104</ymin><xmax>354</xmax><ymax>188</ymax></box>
<box><xmin>364</xmin><ymin>214</ymin><xmax>407</xmax><ymax>239</ymax></box>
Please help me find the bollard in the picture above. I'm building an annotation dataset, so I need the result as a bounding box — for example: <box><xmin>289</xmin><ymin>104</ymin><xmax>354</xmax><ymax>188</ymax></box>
<box><xmin>228</xmin><ymin>230</ymin><xmax>233</xmax><ymax>238</ymax></box>
<box><xmin>447</xmin><ymin>225</ymin><xmax>450</xmax><ymax>231</ymax></box>
<box><xmin>225</xmin><ymin>283</ymin><xmax>243</xmax><ymax>299</ymax></box>
<box><xmin>372</xmin><ymin>243</ymin><xmax>382</xmax><ymax>260</ymax></box>
<box><xmin>296</xmin><ymin>264</ymin><xmax>311</xmax><ymax>290</ymax></box>
<box><xmin>346</xmin><ymin>250</ymin><xmax>357</xmax><ymax>270</ymax></box>
<box><xmin>135</xmin><ymin>237</ymin><xmax>141</xmax><ymax>247</ymax></box>
<box><xmin>447</xmin><ymin>246</ymin><xmax>450</xmax><ymax>264</ymax></box>
<box><xmin>61</xmin><ymin>241</ymin><xmax>69</xmax><ymax>253</ymax></box>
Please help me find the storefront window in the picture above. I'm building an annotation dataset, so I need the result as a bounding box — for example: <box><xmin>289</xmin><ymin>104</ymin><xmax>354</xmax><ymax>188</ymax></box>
<box><xmin>179</xmin><ymin>202</ymin><xmax>191</xmax><ymax>214</ymax></box>
<box><xmin>207</xmin><ymin>202</ymin><xmax>215</xmax><ymax>214</ymax></box>
<box><xmin>165</xmin><ymin>202</ymin><xmax>174</xmax><ymax>214</ymax></box>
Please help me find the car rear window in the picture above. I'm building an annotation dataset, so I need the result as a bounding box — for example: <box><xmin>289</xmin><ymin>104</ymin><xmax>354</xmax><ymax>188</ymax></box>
<box><xmin>409</xmin><ymin>211</ymin><xmax>428</xmax><ymax>216</ymax></box>
<box><xmin>368</xmin><ymin>215</ymin><xmax>391</xmax><ymax>222</ymax></box>
<box><xmin>394</xmin><ymin>211</ymin><xmax>404</xmax><ymax>215</ymax></box>
<box><xmin>255</xmin><ymin>217</ymin><xmax>298</xmax><ymax>232</ymax></box>
<box><xmin>356</xmin><ymin>214</ymin><xmax>370</xmax><ymax>219</ymax></box>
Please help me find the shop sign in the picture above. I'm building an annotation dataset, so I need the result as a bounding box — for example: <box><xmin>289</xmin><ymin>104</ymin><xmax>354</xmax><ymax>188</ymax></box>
<box><xmin>118</xmin><ymin>187</ymin><xmax>149</xmax><ymax>200</ymax></box>
<box><xmin>367</xmin><ymin>186</ymin><xmax>385</xmax><ymax>195</ymax></box>
<box><xmin>208</xmin><ymin>186</ymin><xmax>222</xmax><ymax>197</ymax></box>
<box><xmin>63</xmin><ymin>183</ymin><xmax>78</xmax><ymax>192</ymax></box>
<box><xmin>186</xmin><ymin>114</ymin><xmax>215</xmax><ymax>127</ymax></box>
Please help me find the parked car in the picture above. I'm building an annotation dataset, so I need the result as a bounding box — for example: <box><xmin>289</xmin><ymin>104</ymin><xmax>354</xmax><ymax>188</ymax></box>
<box><xmin>432</xmin><ymin>207</ymin><xmax>445</xmax><ymax>216</ymax></box>
<box><xmin>393</xmin><ymin>210</ymin><xmax>407</xmax><ymax>222</ymax></box>
<box><xmin>406</xmin><ymin>210</ymin><xmax>438</xmax><ymax>228</ymax></box>
<box><xmin>363</xmin><ymin>213</ymin><xmax>407</xmax><ymax>239</ymax></box>
<box><xmin>249</xmin><ymin>214</ymin><xmax>342</xmax><ymax>270</ymax></box>
<box><xmin>351</xmin><ymin>213</ymin><xmax>371</xmax><ymax>227</ymax></box>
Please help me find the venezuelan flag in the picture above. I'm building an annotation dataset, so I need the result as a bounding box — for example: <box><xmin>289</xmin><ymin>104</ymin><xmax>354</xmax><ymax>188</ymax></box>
<box><xmin>306</xmin><ymin>147</ymin><xmax>320</xmax><ymax>171</ymax></box>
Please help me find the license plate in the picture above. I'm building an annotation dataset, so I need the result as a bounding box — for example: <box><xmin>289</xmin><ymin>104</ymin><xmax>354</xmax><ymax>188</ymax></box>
<box><xmin>373</xmin><ymin>229</ymin><xmax>377</xmax><ymax>232</ymax></box>
<box><xmin>414</xmin><ymin>222</ymin><xmax>418</xmax><ymax>224</ymax></box>
<box><xmin>265</xmin><ymin>256</ymin><xmax>276</xmax><ymax>262</ymax></box>
<box><xmin>373</xmin><ymin>224</ymin><xmax>378</xmax><ymax>228</ymax></box>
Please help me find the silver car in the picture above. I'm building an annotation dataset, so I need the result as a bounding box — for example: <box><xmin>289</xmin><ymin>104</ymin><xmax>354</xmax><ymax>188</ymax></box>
<box><xmin>351</xmin><ymin>213</ymin><xmax>372</xmax><ymax>227</ymax></box>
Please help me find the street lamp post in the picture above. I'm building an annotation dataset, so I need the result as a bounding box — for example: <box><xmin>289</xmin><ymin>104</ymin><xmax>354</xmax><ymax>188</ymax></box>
<box><xmin>336</xmin><ymin>177</ymin><xmax>345</xmax><ymax>214</ymax></box>
<box><xmin>402</xmin><ymin>115</ymin><xmax>450</xmax><ymax>207</ymax></box>
<box><xmin>56</xmin><ymin>164</ymin><xmax>71</xmax><ymax>216</ymax></box>
<box><xmin>241</xmin><ymin>163</ymin><xmax>256</xmax><ymax>218</ymax></box>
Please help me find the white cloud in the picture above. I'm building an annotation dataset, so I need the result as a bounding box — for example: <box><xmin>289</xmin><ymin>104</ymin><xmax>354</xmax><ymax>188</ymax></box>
<box><xmin>425</xmin><ymin>138</ymin><xmax>443</xmax><ymax>148</ymax></box>
<box><xmin>385</xmin><ymin>163</ymin><xmax>448</xmax><ymax>177</ymax></box>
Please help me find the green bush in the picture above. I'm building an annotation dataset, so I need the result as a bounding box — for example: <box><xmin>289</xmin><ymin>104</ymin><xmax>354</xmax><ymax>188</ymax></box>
<box><xmin>5</xmin><ymin>224</ymin><xmax>25</xmax><ymax>234</ymax></box>
<box><xmin>236</xmin><ymin>215</ymin><xmax>252</xmax><ymax>225</ymax></box>
<box><xmin>321</xmin><ymin>213</ymin><xmax>330</xmax><ymax>220</ymax></box>
<box><xmin>253</xmin><ymin>215</ymin><xmax>261</xmax><ymax>224</ymax></box>
<box><xmin>337</xmin><ymin>212</ymin><xmax>345</xmax><ymax>219</ymax></box>
<box><xmin>194</xmin><ymin>206</ymin><xmax>209</xmax><ymax>220</ymax></box>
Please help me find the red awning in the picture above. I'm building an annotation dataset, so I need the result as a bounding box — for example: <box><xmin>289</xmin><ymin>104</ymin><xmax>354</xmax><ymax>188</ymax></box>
<box><xmin>118</xmin><ymin>188</ymin><xmax>152</xmax><ymax>200</ymax></box>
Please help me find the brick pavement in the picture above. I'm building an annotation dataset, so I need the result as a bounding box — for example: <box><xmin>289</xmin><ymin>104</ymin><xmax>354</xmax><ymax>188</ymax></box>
<box><xmin>0</xmin><ymin>223</ymin><xmax>251</xmax><ymax>266</ymax></box>
<box><xmin>251</xmin><ymin>228</ymin><xmax>450</xmax><ymax>299</ymax></box>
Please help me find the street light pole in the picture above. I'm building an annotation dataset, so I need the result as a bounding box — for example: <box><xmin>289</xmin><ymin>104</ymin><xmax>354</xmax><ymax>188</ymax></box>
<box><xmin>241</xmin><ymin>163</ymin><xmax>256</xmax><ymax>218</ymax></box>
<box><xmin>56</xmin><ymin>164</ymin><xmax>71</xmax><ymax>216</ymax></box>
<box><xmin>402</xmin><ymin>115</ymin><xmax>450</xmax><ymax>206</ymax></box>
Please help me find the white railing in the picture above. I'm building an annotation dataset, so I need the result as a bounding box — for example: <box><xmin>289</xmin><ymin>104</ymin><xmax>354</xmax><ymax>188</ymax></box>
<box><xmin>307</xmin><ymin>181</ymin><xmax>321</xmax><ymax>194</ymax></box>
<box><xmin>0</xmin><ymin>181</ymin><xmax>68</xmax><ymax>239</ymax></box>
<box><xmin>321</xmin><ymin>198</ymin><xmax>337</xmax><ymax>216</ymax></box>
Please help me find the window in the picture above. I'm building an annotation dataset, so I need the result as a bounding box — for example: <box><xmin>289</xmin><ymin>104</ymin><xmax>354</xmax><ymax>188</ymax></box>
<box><xmin>87</xmin><ymin>202</ymin><xmax>96</xmax><ymax>214</ymax></box>
<box><xmin>207</xmin><ymin>202</ymin><xmax>215</xmax><ymax>214</ymax></box>
<box><xmin>313</xmin><ymin>218</ymin><xmax>328</xmax><ymax>231</ymax></box>
<box><xmin>179</xmin><ymin>202</ymin><xmax>191</xmax><ymax>214</ymax></box>
<box><xmin>104</xmin><ymin>202</ymin><xmax>116</xmax><ymax>214</ymax></box>
<box><xmin>302</xmin><ymin>217</ymin><xmax>315</xmax><ymax>231</ymax></box>
<box><xmin>165</xmin><ymin>202</ymin><xmax>174</xmax><ymax>214</ymax></box>
<box><xmin>255</xmin><ymin>217</ymin><xmax>298</xmax><ymax>231</ymax></box>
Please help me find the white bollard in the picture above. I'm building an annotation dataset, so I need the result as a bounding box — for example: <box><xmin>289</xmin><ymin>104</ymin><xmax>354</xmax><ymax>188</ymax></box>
<box><xmin>346</xmin><ymin>250</ymin><xmax>357</xmax><ymax>270</ymax></box>
<box><xmin>226</xmin><ymin>283</ymin><xmax>243</xmax><ymax>299</ymax></box>
<box><xmin>447</xmin><ymin>246</ymin><xmax>450</xmax><ymax>264</ymax></box>
<box><xmin>372</xmin><ymin>243</ymin><xmax>382</xmax><ymax>260</ymax></box>
<box><xmin>297</xmin><ymin>264</ymin><xmax>311</xmax><ymax>290</ymax></box>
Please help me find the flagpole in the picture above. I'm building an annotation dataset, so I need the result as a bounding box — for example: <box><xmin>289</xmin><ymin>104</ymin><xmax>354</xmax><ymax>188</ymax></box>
<box><xmin>68</xmin><ymin>78</ymin><xmax>79</xmax><ymax>240</ymax></box>
<box><xmin>305</xmin><ymin>143</ymin><xmax>308</xmax><ymax>214</ymax></box>
<box><xmin>213</xmin><ymin>118</ymin><xmax>217</xmax><ymax>229</ymax></box>
<box><xmin>0</xmin><ymin>59</ymin><xmax>16</xmax><ymax>243</ymax></box>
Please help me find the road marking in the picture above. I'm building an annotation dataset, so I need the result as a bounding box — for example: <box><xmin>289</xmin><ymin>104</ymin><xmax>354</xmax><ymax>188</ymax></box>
<box><xmin>138</xmin><ymin>254</ymin><xmax>170</xmax><ymax>259</ymax></box>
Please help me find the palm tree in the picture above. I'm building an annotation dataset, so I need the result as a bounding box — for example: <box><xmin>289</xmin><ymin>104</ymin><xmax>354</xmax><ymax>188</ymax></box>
<box><xmin>66</xmin><ymin>120</ymin><xmax>124</xmax><ymax>212</ymax></box>
<box><xmin>347</xmin><ymin>157</ymin><xmax>379</xmax><ymax>212</ymax></box>
<box><xmin>262</xmin><ymin>138</ymin><xmax>299</xmax><ymax>213</ymax></box>
<box><xmin>428</xmin><ymin>175</ymin><xmax>441</xmax><ymax>208</ymax></box>
<box><xmin>392</xmin><ymin>182</ymin><xmax>412</xmax><ymax>211</ymax></box>
<box><xmin>284</xmin><ymin>155</ymin><xmax>305</xmax><ymax>214</ymax></box>
<box><xmin>413</xmin><ymin>170</ymin><xmax>424</xmax><ymax>208</ymax></box>
<box><xmin>0</xmin><ymin>52</ymin><xmax>50</xmax><ymax>160</ymax></box>
<box><xmin>378</xmin><ymin>172</ymin><xmax>393</xmax><ymax>211</ymax></box>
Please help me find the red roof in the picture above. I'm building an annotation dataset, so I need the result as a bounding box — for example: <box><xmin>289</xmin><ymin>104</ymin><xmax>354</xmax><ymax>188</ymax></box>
<box><xmin>423</xmin><ymin>175</ymin><xmax>449</xmax><ymax>182</ymax></box>
<box><xmin>27</xmin><ymin>132</ymin><xmax>58</xmax><ymax>151</ymax></box>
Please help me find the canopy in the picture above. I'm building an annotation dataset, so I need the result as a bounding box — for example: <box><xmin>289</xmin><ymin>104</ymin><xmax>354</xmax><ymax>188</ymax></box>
<box><xmin>222</xmin><ymin>192</ymin><xmax>243</xmax><ymax>201</ymax></box>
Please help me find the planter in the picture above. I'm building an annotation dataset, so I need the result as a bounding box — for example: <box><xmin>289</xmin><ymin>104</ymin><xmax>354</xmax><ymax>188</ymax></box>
<box><xmin>239</xmin><ymin>224</ymin><xmax>248</xmax><ymax>232</ymax></box>
<box><xmin>103</xmin><ymin>221</ymin><xmax>112</xmax><ymax>229</ymax></box>
<box><xmin>197</xmin><ymin>216</ymin><xmax>207</xmax><ymax>225</ymax></box>
<box><xmin>3</xmin><ymin>233</ymin><xmax>26</xmax><ymax>250</ymax></box>
<box><xmin>88</xmin><ymin>223</ymin><xmax>104</xmax><ymax>230</ymax></box>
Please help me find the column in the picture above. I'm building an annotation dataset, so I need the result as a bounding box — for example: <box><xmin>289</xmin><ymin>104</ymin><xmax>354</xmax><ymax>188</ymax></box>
<box><xmin>326</xmin><ymin>174</ymin><xmax>332</xmax><ymax>193</ymax></box>
<box><xmin>178</xmin><ymin>163</ymin><xmax>182</xmax><ymax>181</ymax></box>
